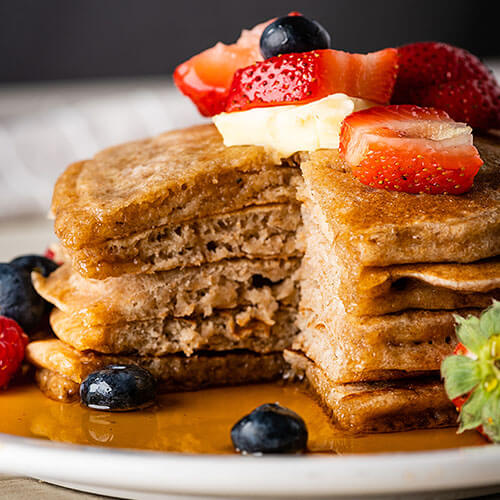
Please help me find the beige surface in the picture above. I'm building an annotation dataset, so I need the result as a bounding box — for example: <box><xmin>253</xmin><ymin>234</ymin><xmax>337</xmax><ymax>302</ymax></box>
<box><xmin>0</xmin><ymin>216</ymin><xmax>55</xmax><ymax>261</ymax></box>
<box><xmin>0</xmin><ymin>476</ymin><xmax>113</xmax><ymax>499</ymax></box>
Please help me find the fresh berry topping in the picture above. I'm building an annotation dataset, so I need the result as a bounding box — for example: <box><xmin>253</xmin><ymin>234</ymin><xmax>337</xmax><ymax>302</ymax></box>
<box><xmin>11</xmin><ymin>254</ymin><xmax>59</xmax><ymax>278</ymax></box>
<box><xmin>11</xmin><ymin>254</ymin><xmax>59</xmax><ymax>315</ymax></box>
<box><xmin>0</xmin><ymin>316</ymin><xmax>28</xmax><ymax>389</ymax></box>
<box><xmin>226</xmin><ymin>48</ymin><xmax>398</xmax><ymax>112</ymax></box>
<box><xmin>0</xmin><ymin>263</ymin><xmax>45</xmax><ymax>333</ymax></box>
<box><xmin>231</xmin><ymin>403</ymin><xmax>308</xmax><ymax>454</ymax></box>
<box><xmin>441</xmin><ymin>301</ymin><xmax>500</xmax><ymax>443</ymax></box>
<box><xmin>393</xmin><ymin>42</ymin><xmax>495</xmax><ymax>103</ymax></box>
<box><xmin>339</xmin><ymin>105</ymin><xmax>483</xmax><ymax>195</ymax></box>
<box><xmin>80</xmin><ymin>364</ymin><xmax>157</xmax><ymax>411</ymax></box>
<box><xmin>259</xmin><ymin>14</ymin><xmax>331</xmax><ymax>60</ymax></box>
<box><xmin>173</xmin><ymin>19</ymin><xmax>271</xmax><ymax>116</ymax></box>
<box><xmin>44</xmin><ymin>248</ymin><xmax>56</xmax><ymax>261</ymax></box>
<box><xmin>407</xmin><ymin>79</ymin><xmax>500</xmax><ymax>131</ymax></box>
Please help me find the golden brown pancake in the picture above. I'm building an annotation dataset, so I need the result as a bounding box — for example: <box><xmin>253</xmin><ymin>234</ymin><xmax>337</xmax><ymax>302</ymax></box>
<box><xmin>27</xmin><ymin>339</ymin><xmax>287</xmax><ymax>401</ymax></box>
<box><xmin>284</xmin><ymin>350</ymin><xmax>456</xmax><ymax>433</ymax></box>
<box><xmin>299</xmin><ymin>136</ymin><xmax>500</xmax><ymax>266</ymax></box>
<box><xmin>33</xmin><ymin>258</ymin><xmax>300</xmax><ymax>327</ymax></box>
<box><xmin>49</xmin><ymin>306</ymin><xmax>297</xmax><ymax>356</ymax></box>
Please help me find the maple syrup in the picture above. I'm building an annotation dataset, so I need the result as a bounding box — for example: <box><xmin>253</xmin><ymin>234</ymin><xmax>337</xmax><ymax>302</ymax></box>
<box><xmin>0</xmin><ymin>382</ymin><xmax>486</xmax><ymax>454</ymax></box>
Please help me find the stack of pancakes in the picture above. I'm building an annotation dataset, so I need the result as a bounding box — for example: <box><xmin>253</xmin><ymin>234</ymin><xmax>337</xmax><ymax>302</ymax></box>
<box><xmin>26</xmin><ymin>125</ymin><xmax>304</xmax><ymax>401</ymax></box>
<box><xmin>25</xmin><ymin>123</ymin><xmax>500</xmax><ymax>434</ymax></box>
<box><xmin>285</xmin><ymin>137</ymin><xmax>500</xmax><ymax>432</ymax></box>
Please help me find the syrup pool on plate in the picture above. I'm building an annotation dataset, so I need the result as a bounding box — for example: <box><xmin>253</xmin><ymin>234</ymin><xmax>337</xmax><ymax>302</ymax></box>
<box><xmin>0</xmin><ymin>382</ymin><xmax>486</xmax><ymax>454</ymax></box>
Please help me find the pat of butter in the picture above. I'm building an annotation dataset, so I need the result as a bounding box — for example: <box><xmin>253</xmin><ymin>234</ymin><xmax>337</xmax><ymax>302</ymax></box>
<box><xmin>213</xmin><ymin>93</ymin><xmax>374</xmax><ymax>158</ymax></box>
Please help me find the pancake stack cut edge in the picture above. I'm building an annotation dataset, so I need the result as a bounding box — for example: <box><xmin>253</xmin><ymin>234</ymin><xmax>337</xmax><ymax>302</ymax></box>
<box><xmin>26</xmin><ymin>124</ymin><xmax>500</xmax><ymax>434</ymax></box>
<box><xmin>284</xmin><ymin>141</ymin><xmax>500</xmax><ymax>433</ymax></box>
<box><xmin>27</xmin><ymin>125</ymin><xmax>304</xmax><ymax>400</ymax></box>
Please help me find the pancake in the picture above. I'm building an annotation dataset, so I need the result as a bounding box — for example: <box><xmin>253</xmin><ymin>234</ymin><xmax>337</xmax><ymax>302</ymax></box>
<box><xmin>298</xmin><ymin>135</ymin><xmax>500</xmax><ymax>267</ymax></box>
<box><xmin>295</xmin><ymin>301</ymin><xmax>476</xmax><ymax>383</ymax></box>
<box><xmin>49</xmin><ymin>306</ymin><xmax>297</xmax><ymax>356</ymax></box>
<box><xmin>27</xmin><ymin>340</ymin><xmax>287</xmax><ymax>401</ymax></box>
<box><xmin>53</xmin><ymin>124</ymin><xmax>301</xmax><ymax>249</ymax></box>
<box><xmin>284</xmin><ymin>350</ymin><xmax>456</xmax><ymax>433</ymax></box>
<box><xmin>301</xmin><ymin>209</ymin><xmax>500</xmax><ymax>316</ymax></box>
<box><xmin>68</xmin><ymin>203</ymin><xmax>303</xmax><ymax>279</ymax></box>
<box><xmin>33</xmin><ymin>258</ymin><xmax>300</xmax><ymax>327</ymax></box>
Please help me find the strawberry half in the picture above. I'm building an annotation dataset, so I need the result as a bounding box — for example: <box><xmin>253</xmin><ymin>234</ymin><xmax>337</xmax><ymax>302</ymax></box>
<box><xmin>393</xmin><ymin>42</ymin><xmax>495</xmax><ymax>103</ymax></box>
<box><xmin>173</xmin><ymin>19</ymin><xmax>271</xmax><ymax>116</ymax></box>
<box><xmin>339</xmin><ymin>105</ymin><xmax>483</xmax><ymax>195</ymax></box>
<box><xmin>225</xmin><ymin>48</ymin><xmax>398</xmax><ymax>112</ymax></box>
<box><xmin>441</xmin><ymin>301</ymin><xmax>500</xmax><ymax>443</ymax></box>
<box><xmin>408</xmin><ymin>79</ymin><xmax>500</xmax><ymax>130</ymax></box>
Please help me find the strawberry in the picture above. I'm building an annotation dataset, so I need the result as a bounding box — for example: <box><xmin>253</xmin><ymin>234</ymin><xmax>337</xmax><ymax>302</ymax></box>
<box><xmin>441</xmin><ymin>301</ymin><xmax>500</xmax><ymax>443</ymax></box>
<box><xmin>339</xmin><ymin>105</ymin><xmax>483</xmax><ymax>195</ymax></box>
<box><xmin>392</xmin><ymin>42</ymin><xmax>500</xmax><ymax>129</ymax></box>
<box><xmin>407</xmin><ymin>79</ymin><xmax>500</xmax><ymax>130</ymax></box>
<box><xmin>0</xmin><ymin>316</ymin><xmax>28</xmax><ymax>389</ymax></box>
<box><xmin>173</xmin><ymin>19</ymin><xmax>271</xmax><ymax>116</ymax></box>
<box><xmin>225</xmin><ymin>48</ymin><xmax>398</xmax><ymax>112</ymax></box>
<box><xmin>393</xmin><ymin>42</ymin><xmax>495</xmax><ymax>103</ymax></box>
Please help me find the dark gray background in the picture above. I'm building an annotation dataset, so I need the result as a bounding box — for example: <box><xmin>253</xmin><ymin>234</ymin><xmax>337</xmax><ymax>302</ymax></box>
<box><xmin>1</xmin><ymin>0</ymin><xmax>499</xmax><ymax>83</ymax></box>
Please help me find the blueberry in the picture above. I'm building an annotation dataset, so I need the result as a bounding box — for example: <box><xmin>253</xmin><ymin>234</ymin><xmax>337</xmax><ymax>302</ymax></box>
<box><xmin>10</xmin><ymin>254</ymin><xmax>59</xmax><ymax>316</ymax></box>
<box><xmin>80</xmin><ymin>364</ymin><xmax>157</xmax><ymax>411</ymax></box>
<box><xmin>231</xmin><ymin>403</ymin><xmax>308</xmax><ymax>454</ymax></box>
<box><xmin>0</xmin><ymin>263</ymin><xmax>45</xmax><ymax>333</ymax></box>
<box><xmin>10</xmin><ymin>254</ymin><xmax>59</xmax><ymax>278</ymax></box>
<box><xmin>260</xmin><ymin>15</ymin><xmax>331</xmax><ymax>60</ymax></box>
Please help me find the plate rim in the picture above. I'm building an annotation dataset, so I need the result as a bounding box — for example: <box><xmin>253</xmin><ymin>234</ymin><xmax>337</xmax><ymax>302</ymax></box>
<box><xmin>1</xmin><ymin>431</ymin><xmax>500</xmax><ymax>498</ymax></box>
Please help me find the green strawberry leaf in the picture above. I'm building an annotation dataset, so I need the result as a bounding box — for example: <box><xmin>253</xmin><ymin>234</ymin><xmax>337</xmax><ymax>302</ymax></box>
<box><xmin>481</xmin><ymin>388</ymin><xmax>500</xmax><ymax>443</ymax></box>
<box><xmin>454</xmin><ymin>313</ymin><xmax>486</xmax><ymax>356</ymax></box>
<box><xmin>458</xmin><ymin>387</ymin><xmax>489</xmax><ymax>432</ymax></box>
<box><xmin>443</xmin><ymin>302</ymin><xmax>500</xmax><ymax>442</ymax></box>
<box><xmin>479</xmin><ymin>301</ymin><xmax>500</xmax><ymax>341</ymax></box>
<box><xmin>441</xmin><ymin>355</ymin><xmax>481</xmax><ymax>399</ymax></box>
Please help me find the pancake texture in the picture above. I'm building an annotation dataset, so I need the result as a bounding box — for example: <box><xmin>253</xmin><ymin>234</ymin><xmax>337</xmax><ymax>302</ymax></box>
<box><xmin>284</xmin><ymin>351</ymin><xmax>456</xmax><ymax>433</ymax></box>
<box><xmin>33</xmin><ymin>258</ymin><xmax>300</xmax><ymax>327</ymax></box>
<box><xmin>298</xmin><ymin>136</ymin><xmax>500</xmax><ymax>266</ymax></box>
<box><xmin>49</xmin><ymin>306</ymin><xmax>297</xmax><ymax>356</ymax></box>
<box><xmin>301</xmin><ymin>209</ymin><xmax>500</xmax><ymax>316</ymax></box>
<box><xmin>27</xmin><ymin>340</ymin><xmax>287</xmax><ymax>401</ymax></box>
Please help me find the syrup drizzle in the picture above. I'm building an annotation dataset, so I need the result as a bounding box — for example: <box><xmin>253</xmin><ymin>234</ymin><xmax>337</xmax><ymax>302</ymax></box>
<box><xmin>0</xmin><ymin>382</ymin><xmax>485</xmax><ymax>454</ymax></box>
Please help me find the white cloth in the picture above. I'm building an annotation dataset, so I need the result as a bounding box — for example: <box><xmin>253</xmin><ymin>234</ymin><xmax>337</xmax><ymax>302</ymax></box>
<box><xmin>0</xmin><ymin>79</ymin><xmax>204</xmax><ymax>219</ymax></box>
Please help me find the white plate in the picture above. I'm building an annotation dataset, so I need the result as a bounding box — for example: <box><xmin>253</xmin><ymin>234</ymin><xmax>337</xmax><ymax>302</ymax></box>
<box><xmin>0</xmin><ymin>433</ymin><xmax>500</xmax><ymax>499</ymax></box>
<box><xmin>1</xmin><ymin>219</ymin><xmax>500</xmax><ymax>500</ymax></box>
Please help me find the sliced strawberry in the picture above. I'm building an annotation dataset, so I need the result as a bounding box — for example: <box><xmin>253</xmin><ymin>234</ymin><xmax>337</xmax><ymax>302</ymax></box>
<box><xmin>407</xmin><ymin>79</ymin><xmax>500</xmax><ymax>130</ymax></box>
<box><xmin>173</xmin><ymin>19</ymin><xmax>270</xmax><ymax>116</ymax></box>
<box><xmin>393</xmin><ymin>42</ymin><xmax>495</xmax><ymax>103</ymax></box>
<box><xmin>339</xmin><ymin>105</ymin><xmax>483</xmax><ymax>195</ymax></box>
<box><xmin>225</xmin><ymin>48</ymin><xmax>398</xmax><ymax>112</ymax></box>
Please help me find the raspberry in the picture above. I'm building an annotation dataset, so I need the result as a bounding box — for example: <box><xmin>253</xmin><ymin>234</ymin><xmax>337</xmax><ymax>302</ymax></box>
<box><xmin>0</xmin><ymin>316</ymin><xmax>29</xmax><ymax>389</ymax></box>
<box><xmin>44</xmin><ymin>248</ymin><xmax>56</xmax><ymax>261</ymax></box>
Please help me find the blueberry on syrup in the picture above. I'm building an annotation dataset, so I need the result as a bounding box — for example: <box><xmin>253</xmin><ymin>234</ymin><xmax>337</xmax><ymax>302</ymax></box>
<box><xmin>231</xmin><ymin>403</ymin><xmax>308</xmax><ymax>454</ymax></box>
<box><xmin>0</xmin><ymin>263</ymin><xmax>45</xmax><ymax>333</ymax></box>
<box><xmin>260</xmin><ymin>14</ymin><xmax>331</xmax><ymax>60</ymax></box>
<box><xmin>10</xmin><ymin>254</ymin><xmax>59</xmax><ymax>278</ymax></box>
<box><xmin>80</xmin><ymin>364</ymin><xmax>157</xmax><ymax>411</ymax></box>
